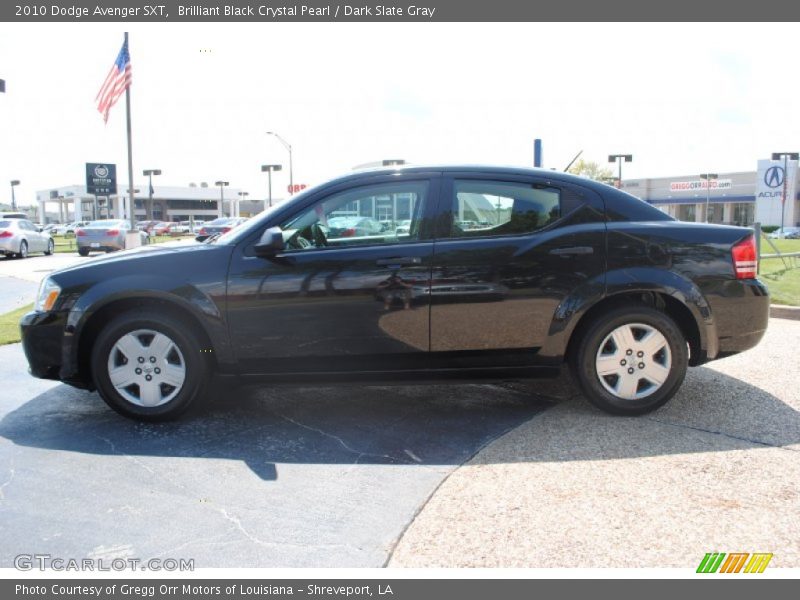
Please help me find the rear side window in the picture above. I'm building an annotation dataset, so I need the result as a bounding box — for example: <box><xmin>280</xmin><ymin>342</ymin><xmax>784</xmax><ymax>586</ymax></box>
<box><xmin>449</xmin><ymin>180</ymin><xmax>561</xmax><ymax>238</ymax></box>
<box><xmin>0</xmin><ymin>221</ymin><xmax>10</xmax><ymax>228</ymax></box>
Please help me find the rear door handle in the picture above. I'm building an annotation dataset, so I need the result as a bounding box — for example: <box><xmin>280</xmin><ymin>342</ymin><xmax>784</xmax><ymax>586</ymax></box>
<box><xmin>549</xmin><ymin>246</ymin><xmax>594</xmax><ymax>256</ymax></box>
<box><xmin>376</xmin><ymin>256</ymin><xmax>422</xmax><ymax>267</ymax></box>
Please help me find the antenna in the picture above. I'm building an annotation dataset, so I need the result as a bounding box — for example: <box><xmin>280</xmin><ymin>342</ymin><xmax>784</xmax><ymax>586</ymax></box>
<box><xmin>563</xmin><ymin>150</ymin><xmax>583</xmax><ymax>172</ymax></box>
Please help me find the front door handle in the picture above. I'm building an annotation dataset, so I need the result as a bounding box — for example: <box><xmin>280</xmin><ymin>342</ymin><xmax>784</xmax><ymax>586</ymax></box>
<box><xmin>549</xmin><ymin>246</ymin><xmax>594</xmax><ymax>256</ymax></box>
<box><xmin>376</xmin><ymin>256</ymin><xmax>422</xmax><ymax>267</ymax></box>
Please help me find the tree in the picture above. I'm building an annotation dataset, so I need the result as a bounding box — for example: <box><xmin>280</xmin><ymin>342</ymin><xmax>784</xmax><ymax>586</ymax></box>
<box><xmin>567</xmin><ymin>158</ymin><xmax>614</xmax><ymax>182</ymax></box>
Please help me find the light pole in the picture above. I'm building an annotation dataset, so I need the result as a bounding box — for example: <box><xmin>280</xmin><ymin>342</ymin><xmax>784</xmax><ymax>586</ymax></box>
<box><xmin>700</xmin><ymin>173</ymin><xmax>718</xmax><ymax>223</ymax></box>
<box><xmin>214</xmin><ymin>181</ymin><xmax>229</xmax><ymax>218</ymax></box>
<box><xmin>608</xmin><ymin>154</ymin><xmax>633</xmax><ymax>189</ymax></box>
<box><xmin>236</xmin><ymin>191</ymin><xmax>248</xmax><ymax>218</ymax></box>
<box><xmin>267</xmin><ymin>131</ymin><xmax>293</xmax><ymax>195</ymax></box>
<box><xmin>261</xmin><ymin>164</ymin><xmax>282</xmax><ymax>211</ymax></box>
<box><xmin>771</xmin><ymin>152</ymin><xmax>799</xmax><ymax>237</ymax></box>
<box><xmin>142</xmin><ymin>169</ymin><xmax>161</xmax><ymax>221</ymax></box>
<box><xmin>10</xmin><ymin>180</ymin><xmax>20</xmax><ymax>211</ymax></box>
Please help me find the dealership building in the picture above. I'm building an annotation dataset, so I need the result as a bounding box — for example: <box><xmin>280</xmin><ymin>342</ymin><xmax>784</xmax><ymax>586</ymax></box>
<box><xmin>621</xmin><ymin>158</ymin><xmax>799</xmax><ymax>228</ymax></box>
<box><xmin>35</xmin><ymin>183</ymin><xmax>286</xmax><ymax>224</ymax></box>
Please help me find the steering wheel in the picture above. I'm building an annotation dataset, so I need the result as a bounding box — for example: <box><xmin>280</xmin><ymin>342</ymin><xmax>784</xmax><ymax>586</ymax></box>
<box><xmin>311</xmin><ymin>223</ymin><xmax>328</xmax><ymax>247</ymax></box>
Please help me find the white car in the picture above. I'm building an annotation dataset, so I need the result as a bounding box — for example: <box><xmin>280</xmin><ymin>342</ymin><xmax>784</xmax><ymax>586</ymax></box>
<box><xmin>767</xmin><ymin>226</ymin><xmax>800</xmax><ymax>239</ymax></box>
<box><xmin>0</xmin><ymin>218</ymin><xmax>55</xmax><ymax>258</ymax></box>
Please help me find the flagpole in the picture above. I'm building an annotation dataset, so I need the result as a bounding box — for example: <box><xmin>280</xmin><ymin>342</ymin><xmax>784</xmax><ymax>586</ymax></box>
<box><xmin>124</xmin><ymin>31</ymin><xmax>135</xmax><ymax>230</ymax></box>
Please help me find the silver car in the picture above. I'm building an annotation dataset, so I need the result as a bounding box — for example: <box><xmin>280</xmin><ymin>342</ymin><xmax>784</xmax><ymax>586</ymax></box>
<box><xmin>0</xmin><ymin>219</ymin><xmax>55</xmax><ymax>258</ymax></box>
<box><xmin>76</xmin><ymin>219</ymin><xmax>148</xmax><ymax>256</ymax></box>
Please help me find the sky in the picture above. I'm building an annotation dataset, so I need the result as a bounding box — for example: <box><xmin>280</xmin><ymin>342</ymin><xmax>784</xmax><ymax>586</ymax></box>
<box><xmin>1</xmin><ymin>22</ymin><xmax>800</xmax><ymax>207</ymax></box>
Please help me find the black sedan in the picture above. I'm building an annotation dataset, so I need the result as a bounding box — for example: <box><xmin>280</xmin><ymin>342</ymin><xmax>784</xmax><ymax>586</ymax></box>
<box><xmin>21</xmin><ymin>165</ymin><xmax>769</xmax><ymax>421</ymax></box>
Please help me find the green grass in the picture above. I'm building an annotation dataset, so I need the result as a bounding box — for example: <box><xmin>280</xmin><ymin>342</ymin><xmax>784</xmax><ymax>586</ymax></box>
<box><xmin>759</xmin><ymin>238</ymin><xmax>800</xmax><ymax>306</ymax></box>
<box><xmin>50</xmin><ymin>233</ymin><xmax>191</xmax><ymax>253</ymax></box>
<box><xmin>0</xmin><ymin>303</ymin><xmax>33</xmax><ymax>346</ymax></box>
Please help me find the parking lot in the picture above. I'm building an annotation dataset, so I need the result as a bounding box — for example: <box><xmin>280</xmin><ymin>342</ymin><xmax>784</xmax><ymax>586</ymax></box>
<box><xmin>0</xmin><ymin>254</ymin><xmax>797</xmax><ymax>568</ymax></box>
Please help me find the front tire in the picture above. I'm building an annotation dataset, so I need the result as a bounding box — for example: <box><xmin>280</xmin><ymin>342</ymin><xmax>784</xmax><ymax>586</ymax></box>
<box><xmin>571</xmin><ymin>306</ymin><xmax>688</xmax><ymax>416</ymax></box>
<box><xmin>90</xmin><ymin>311</ymin><xmax>210</xmax><ymax>421</ymax></box>
<box><xmin>44</xmin><ymin>238</ymin><xmax>54</xmax><ymax>255</ymax></box>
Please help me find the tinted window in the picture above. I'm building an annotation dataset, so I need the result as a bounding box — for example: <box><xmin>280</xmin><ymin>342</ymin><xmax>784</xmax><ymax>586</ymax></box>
<box><xmin>0</xmin><ymin>221</ymin><xmax>11</xmax><ymax>228</ymax></box>
<box><xmin>449</xmin><ymin>180</ymin><xmax>561</xmax><ymax>238</ymax></box>
<box><xmin>279</xmin><ymin>181</ymin><xmax>429</xmax><ymax>251</ymax></box>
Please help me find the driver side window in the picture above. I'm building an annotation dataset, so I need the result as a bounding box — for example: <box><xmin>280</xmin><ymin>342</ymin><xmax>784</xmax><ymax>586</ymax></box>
<box><xmin>279</xmin><ymin>181</ymin><xmax>429</xmax><ymax>251</ymax></box>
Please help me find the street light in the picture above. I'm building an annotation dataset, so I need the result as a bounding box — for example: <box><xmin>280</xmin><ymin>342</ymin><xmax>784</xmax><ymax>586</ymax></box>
<box><xmin>700</xmin><ymin>173</ymin><xmax>718</xmax><ymax>223</ymax></box>
<box><xmin>10</xmin><ymin>180</ymin><xmax>20</xmax><ymax>211</ymax></box>
<box><xmin>608</xmin><ymin>154</ymin><xmax>633</xmax><ymax>188</ymax></box>
<box><xmin>142</xmin><ymin>169</ymin><xmax>162</xmax><ymax>221</ymax></box>
<box><xmin>266</xmin><ymin>131</ymin><xmax>293</xmax><ymax>195</ymax></box>
<box><xmin>261</xmin><ymin>164</ymin><xmax>282</xmax><ymax>210</ymax></box>
<box><xmin>771</xmin><ymin>152</ymin><xmax>799</xmax><ymax>237</ymax></box>
<box><xmin>214</xmin><ymin>181</ymin><xmax>229</xmax><ymax>218</ymax></box>
<box><xmin>236</xmin><ymin>191</ymin><xmax>249</xmax><ymax>218</ymax></box>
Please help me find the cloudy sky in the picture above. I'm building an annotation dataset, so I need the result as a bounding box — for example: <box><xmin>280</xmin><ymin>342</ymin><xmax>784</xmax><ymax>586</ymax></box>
<box><xmin>1</xmin><ymin>22</ymin><xmax>799</xmax><ymax>206</ymax></box>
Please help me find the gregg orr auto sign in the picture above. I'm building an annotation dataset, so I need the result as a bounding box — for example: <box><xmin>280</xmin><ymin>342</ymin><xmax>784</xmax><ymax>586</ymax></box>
<box><xmin>669</xmin><ymin>179</ymin><xmax>732</xmax><ymax>192</ymax></box>
<box><xmin>85</xmin><ymin>163</ymin><xmax>117</xmax><ymax>195</ymax></box>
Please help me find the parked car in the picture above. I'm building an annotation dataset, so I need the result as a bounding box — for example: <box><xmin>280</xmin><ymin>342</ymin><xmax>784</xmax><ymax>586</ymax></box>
<box><xmin>136</xmin><ymin>220</ymin><xmax>161</xmax><ymax>234</ymax></box>
<box><xmin>0</xmin><ymin>218</ymin><xmax>55</xmax><ymax>258</ymax></box>
<box><xmin>65</xmin><ymin>221</ymin><xmax>90</xmax><ymax>235</ymax></box>
<box><xmin>75</xmin><ymin>219</ymin><xmax>148</xmax><ymax>256</ymax></box>
<box><xmin>0</xmin><ymin>212</ymin><xmax>29</xmax><ymax>219</ymax></box>
<box><xmin>172</xmin><ymin>221</ymin><xmax>193</xmax><ymax>234</ymax></box>
<box><xmin>21</xmin><ymin>165</ymin><xmax>769</xmax><ymax>421</ymax></box>
<box><xmin>767</xmin><ymin>226</ymin><xmax>800</xmax><ymax>239</ymax></box>
<box><xmin>395</xmin><ymin>219</ymin><xmax>412</xmax><ymax>235</ymax></box>
<box><xmin>195</xmin><ymin>217</ymin><xmax>247</xmax><ymax>241</ymax></box>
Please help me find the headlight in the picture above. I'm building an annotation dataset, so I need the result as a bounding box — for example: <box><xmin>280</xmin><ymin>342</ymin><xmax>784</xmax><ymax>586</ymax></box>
<box><xmin>34</xmin><ymin>278</ymin><xmax>62</xmax><ymax>312</ymax></box>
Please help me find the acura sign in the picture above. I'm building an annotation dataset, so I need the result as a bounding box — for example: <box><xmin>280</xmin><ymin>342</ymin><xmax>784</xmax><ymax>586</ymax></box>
<box><xmin>85</xmin><ymin>162</ymin><xmax>117</xmax><ymax>195</ymax></box>
<box><xmin>755</xmin><ymin>159</ymin><xmax>798</xmax><ymax>227</ymax></box>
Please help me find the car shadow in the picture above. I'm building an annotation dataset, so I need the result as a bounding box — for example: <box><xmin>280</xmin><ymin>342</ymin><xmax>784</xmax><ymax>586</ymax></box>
<box><xmin>0</xmin><ymin>380</ymin><xmax>555</xmax><ymax>481</ymax></box>
<box><xmin>0</xmin><ymin>365</ymin><xmax>796</xmax><ymax>481</ymax></box>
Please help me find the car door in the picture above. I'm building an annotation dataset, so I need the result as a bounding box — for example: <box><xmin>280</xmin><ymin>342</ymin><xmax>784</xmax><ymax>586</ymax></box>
<box><xmin>226</xmin><ymin>174</ymin><xmax>440</xmax><ymax>374</ymax></box>
<box><xmin>20</xmin><ymin>220</ymin><xmax>45</xmax><ymax>252</ymax></box>
<box><xmin>428</xmin><ymin>172</ymin><xmax>607</xmax><ymax>365</ymax></box>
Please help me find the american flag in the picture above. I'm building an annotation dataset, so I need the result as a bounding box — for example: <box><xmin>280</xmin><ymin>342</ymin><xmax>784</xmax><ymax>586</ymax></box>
<box><xmin>95</xmin><ymin>39</ymin><xmax>131</xmax><ymax>123</ymax></box>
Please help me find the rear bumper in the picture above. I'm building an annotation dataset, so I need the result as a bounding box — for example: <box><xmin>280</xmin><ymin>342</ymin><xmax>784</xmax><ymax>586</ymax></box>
<box><xmin>707</xmin><ymin>278</ymin><xmax>770</xmax><ymax>358</ymax></box>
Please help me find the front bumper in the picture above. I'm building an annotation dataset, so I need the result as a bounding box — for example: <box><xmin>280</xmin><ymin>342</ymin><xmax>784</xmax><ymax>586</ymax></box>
<box><xmin>20</xmin><ymin>310</ymin><xmax>89</xmax><ymax>388</ymax></box>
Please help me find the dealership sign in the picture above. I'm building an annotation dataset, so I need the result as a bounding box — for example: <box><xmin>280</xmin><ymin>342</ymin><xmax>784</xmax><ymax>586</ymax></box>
<box><xmin>754</xmin><ymin>158</ymin><xmax>799</xmax><ymax>227</ymax></box>
<box><xmin>85</xmin><ymin>163</ymin><xmax>117</xmax><ymax>195</ymax></box>
<box><xmin>669</xmin><ymin>179</ymin><xmax>732</xmax><ymax>192</ymax></box>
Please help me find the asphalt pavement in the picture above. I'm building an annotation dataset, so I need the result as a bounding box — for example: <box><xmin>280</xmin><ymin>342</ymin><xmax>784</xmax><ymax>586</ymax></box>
<box><xmin>0</xmin><ymin>342</ymin><xmax>551</xmax><ymax>568</ymax></box>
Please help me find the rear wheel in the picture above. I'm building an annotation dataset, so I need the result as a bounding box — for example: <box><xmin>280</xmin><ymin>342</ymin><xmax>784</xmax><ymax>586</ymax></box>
<box><xmin>78</xmin><ymin>247</ymin><xmax>90</xmax><ymax>257</ymax></box>
<box><xmin>17</xmin><ymin>240</ymin><xmax>28</xmax><ymax>259</ymax></box>
<box><xmin>90</xmin><ymin>311</ymin><xmax>210</xmax><ymax>421</ymax></box>
<box><xmin>571</xmin><ymin>306</ymin><xmax>688</xmax><ymax>415</ymax></box>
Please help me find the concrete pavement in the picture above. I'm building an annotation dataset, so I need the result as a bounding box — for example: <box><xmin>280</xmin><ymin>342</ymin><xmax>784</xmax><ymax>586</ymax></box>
<box><xmin>389</xmin><ymin>318</ymin><xmax>800</xmax><ymax>568</ymax></box>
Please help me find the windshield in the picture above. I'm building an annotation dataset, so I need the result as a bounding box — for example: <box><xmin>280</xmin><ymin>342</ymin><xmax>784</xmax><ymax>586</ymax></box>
<box><xmin>88</xmin><ymin>220</ymin><xmax>125</xmax><ymax>227</ymax></box>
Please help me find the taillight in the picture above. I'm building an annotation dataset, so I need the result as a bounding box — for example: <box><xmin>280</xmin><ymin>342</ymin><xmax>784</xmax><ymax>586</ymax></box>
<box><xmin>199</xmin><ymin>228</ymin><xmax>207</xmax><ymax>235</ymax></box>
<box><xmin>76</xmin><ymin>229</ymin><xmax>86</xmax><ymax>237</ymax></box>
<box><xmin>732</xmin><ymin>235</ymin><xmax>757</xmax><ymax>279</ymax></box>
<box><xmin>105</xmin><ymin>229</ymin><xmax>120</xmax><ymax>236</ymax></box>
<box><xmin>0</xmin><ymin>230</ymin><xmax>12</xmax><ymax>238</ymax></box>
<box><xmin>342</xmin><ymin>228</ymin><xmax>356</xmax><ymax>237</ymax></box>
<box><xmin>221</xmin><ymin>227</ymin><xmax>231</xmax><ymax>233</ymax></box>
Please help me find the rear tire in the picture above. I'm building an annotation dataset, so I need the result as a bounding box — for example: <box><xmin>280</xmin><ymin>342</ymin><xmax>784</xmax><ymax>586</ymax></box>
<box><xmin>90</xmin><ymin>310</ymin><xmax>210</xmax><ymax>421</ymax></box>
<box><xmin>78</xmin><ymin>247</ymin><xmax>90</xmax><ymax>257</ymax></box>
<box><xmin>17</xmin><ymin>240</ymin><xmax>28</xmax><ymax>259</ymax></box>
<box><xmin>570</xmin><ymin>306</ymin><xmax>688</xmax><ymax>415</ymax></box>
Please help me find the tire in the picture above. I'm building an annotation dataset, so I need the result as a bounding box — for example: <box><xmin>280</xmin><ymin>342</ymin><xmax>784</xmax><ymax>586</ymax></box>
<box><xmin>17</xmin><ymin>240</ymin><xmax>28</xmax><ymax>259</ymax></box>
<box><xmin>78</xmin><ymin>247</ymin><xmax>90</xmax><ymax>257</ymax></box>
<box><xmin>570</xmin><ymin>305</ymin><xmax>688</xmax><ymax>416</ymax></box>
<box><xmin>44</xmin><ymin>238</ymin><xmax>54</xmax><ymax>255</ymax></box>
<box><xmin>90</xmin><ymin>310</ymin><xmax>210</xmax><ymax>421</ymax></box>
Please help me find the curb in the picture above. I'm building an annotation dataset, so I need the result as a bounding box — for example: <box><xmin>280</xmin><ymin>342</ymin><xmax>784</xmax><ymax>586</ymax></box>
<box><xmin>770</xmin><ymin>304</ymin><xmax>800</xmax><ymax>320</ymax></box>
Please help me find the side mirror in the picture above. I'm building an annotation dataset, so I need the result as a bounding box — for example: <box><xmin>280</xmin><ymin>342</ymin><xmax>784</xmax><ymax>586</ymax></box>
<box><xmin>254</xmin><ymin>226</ymin><xmax>285</xmax><ymax>256</ymax></box>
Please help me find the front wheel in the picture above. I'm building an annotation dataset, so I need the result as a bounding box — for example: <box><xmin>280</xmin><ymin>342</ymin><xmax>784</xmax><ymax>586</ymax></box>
<box><xmin>571</xmin><ymin>306</ymin><xmax>688</xmax><ymax>416</ymax></box>
<box><xmin>91</xmin><ymin>311</ymin><xmax>210</xmax><ymax>421</ymax></box>
<box><xmin>44</xmin><ymin>238</ymin><xmax>54</xmax><ymax>255</ymax></box>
